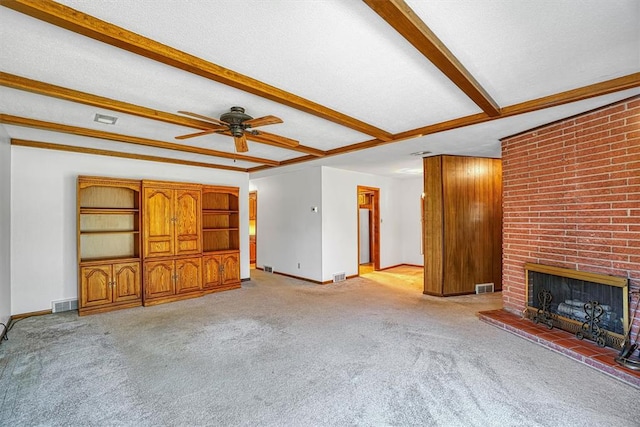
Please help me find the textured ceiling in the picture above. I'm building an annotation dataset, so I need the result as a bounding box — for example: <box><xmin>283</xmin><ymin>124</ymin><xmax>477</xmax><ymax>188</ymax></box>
<box><xmin>0</xmin><ymin>0</ymin><xmax>638</xmax><ymax>178</ymax></box>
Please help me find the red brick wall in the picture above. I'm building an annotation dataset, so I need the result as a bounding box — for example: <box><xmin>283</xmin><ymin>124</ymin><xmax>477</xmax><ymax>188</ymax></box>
<box><xmin>501</xmin><ymin>96</ymin><xmax>640</xmax><ymax>336</ymax></box>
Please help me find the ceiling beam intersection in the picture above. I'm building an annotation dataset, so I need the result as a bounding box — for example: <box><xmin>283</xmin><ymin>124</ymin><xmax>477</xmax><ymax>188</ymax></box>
<box><xmin>256</xmin><ymin>73</ymin><xmax>640</xmax><ymax>169</ymax></box>
<box><xmin>363</xmin><ymin>0</ymin><xmax>501</xmax><ymax>117</ymax></box>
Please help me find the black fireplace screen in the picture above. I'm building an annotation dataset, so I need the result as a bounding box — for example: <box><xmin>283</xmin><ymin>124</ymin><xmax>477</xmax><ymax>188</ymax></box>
<box><xmin>526</xmin><ymin>264</ymin><xmax>628</xmax><ymax>337</ymax></box>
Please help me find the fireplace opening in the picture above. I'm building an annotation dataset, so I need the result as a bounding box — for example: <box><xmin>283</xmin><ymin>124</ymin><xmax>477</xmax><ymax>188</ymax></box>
<box><xmin>525</xmin><ymin>263</ymin><xmax>628</xmax><ymax>349</ymax></box>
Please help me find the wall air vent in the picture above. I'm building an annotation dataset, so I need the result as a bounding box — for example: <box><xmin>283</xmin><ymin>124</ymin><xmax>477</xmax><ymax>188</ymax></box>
<box><xmin>475</xmin><ymin>283</ymin><xmax>495</xmax><ymax>294</ymax></box>
<box><xmin>263</xmin><ymin>265</ymin><xmax>273</xmax><ymax>273</ymax></box>
<box><xmin>52</xmin><ymin>298</ymin><xmax>78</xmax><ymax>313</ymax></box>
<box><xmin>333</xmin><ymin>272</ymin><xmax>346</xmax><ymax>283</ymax></box>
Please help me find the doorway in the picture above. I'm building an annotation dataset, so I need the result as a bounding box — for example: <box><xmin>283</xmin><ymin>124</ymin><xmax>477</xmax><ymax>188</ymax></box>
<box><xmin>249</xmin><ymin>191</ymin><xmax>257</xmax><ymax>268</ymax></box>
<box><xmin>357</xmin><ymin>186</ymin><xmax>380</xmax><ymax>275</ymax></box>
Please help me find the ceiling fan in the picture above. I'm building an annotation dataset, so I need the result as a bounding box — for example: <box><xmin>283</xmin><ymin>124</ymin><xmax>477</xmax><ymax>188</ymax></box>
<box><xmin>176</xmin><ymin>106</ymin><xmax>299</xmax><ymax>153</ymax></box>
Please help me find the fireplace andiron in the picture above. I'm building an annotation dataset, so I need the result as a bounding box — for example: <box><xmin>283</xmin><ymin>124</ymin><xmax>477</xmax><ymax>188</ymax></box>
<box><xmin>532</xmin><ymin>289</ymin><xmax>554</xmax><ymax>329</ymax></box>
<box><xmin>615</xmin><ymin>291</ymin><xmax>640</xmax><ymax>370</ymax></box>
<box><xmin>576</xmin><ymin>301</ymin><xmax>608</xmax><ymax>347</ymax></box>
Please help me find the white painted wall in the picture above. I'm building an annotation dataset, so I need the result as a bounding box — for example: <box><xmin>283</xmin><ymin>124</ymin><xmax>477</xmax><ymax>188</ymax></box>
<box><xmin>0</xmin><ymin>128</ymin><xmax>10</xmax><ymax>328</ymax></box>
<box><xmin>321</xmin><ymin>167</ymin><xmax>403</xmax><ymax>281</ymax></box>
<box><xmin>249</xmin><ymin>167</ymin><xmax>323</xmax><ymax>281</ymax></box>
<box><xmin>400</xmin><ymin>177</ymin><xmax>424</xmax><ymax>266</ymax></box>
<box><xmin>10</xmin><ymin>146</ymin><xmax>248</xmax><ymax>315</ymax></box>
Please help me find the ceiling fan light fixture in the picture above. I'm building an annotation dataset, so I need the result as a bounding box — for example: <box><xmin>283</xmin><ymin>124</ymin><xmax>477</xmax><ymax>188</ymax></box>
<box><xmin>220</xmin><ymin>106</ymin><xmax>252</xmax><ymax>125</ymax></box>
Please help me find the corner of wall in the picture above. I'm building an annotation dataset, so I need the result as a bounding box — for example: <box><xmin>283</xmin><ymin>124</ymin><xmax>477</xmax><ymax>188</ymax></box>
<box><xmin>0</xmin><ymin>126</ymin><xmax>11</xmax><ymax>325</ymax></box>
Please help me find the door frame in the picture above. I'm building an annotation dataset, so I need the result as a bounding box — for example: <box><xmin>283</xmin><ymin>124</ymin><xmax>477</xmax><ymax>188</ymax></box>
<box><xmin>357</xmin><ymin>186</ymin><xmax>380</xmax><ymax>274</ymax></box>
<box><xmin>249</xmin><ymin>191</ymin><xmax>257</xmax><ymax>266</ymax></box>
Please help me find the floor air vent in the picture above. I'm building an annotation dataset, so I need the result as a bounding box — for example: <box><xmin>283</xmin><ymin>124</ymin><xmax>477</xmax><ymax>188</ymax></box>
<box><xmin>263</xmin><ymin>265</ymin><xmax>273</xmax><ymax>273</ymax></box>
<box><xmin>475</xmin><ymin>283</ymin><xmax>494</xmax><ymax>294</ymax></box>
<box><xmin>333</xmin><ymin>272</ymin><xmax>346</xmax><ymax>283</ymax></box>
<box><xmin>52</xmin><ymin>298</ymin><xmax>78</xmax><ymax>313</ymax></box>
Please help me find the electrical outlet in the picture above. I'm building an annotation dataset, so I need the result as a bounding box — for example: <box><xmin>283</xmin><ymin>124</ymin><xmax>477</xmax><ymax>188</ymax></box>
<box><xmin>297</xmin><ymin>262</ymin><xmax>300</xmax><ymax>269</ymax></box>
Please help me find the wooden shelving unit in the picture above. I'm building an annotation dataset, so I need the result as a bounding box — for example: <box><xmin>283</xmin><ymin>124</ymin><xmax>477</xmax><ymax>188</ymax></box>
<box><xmin>77</xmin><ymin>177</ymin><xmax>241</xmax><ymax>314</ymax></box>
<box><xmin>77</xmin><ymin>177</ymin><xmax>142</xmax><ymax>315</ymax></box>
<box><xmin>202</xmin><ymin>186</ymin><xmax>240</xmax><ymax>293</ymax></box>
<box><xmin>202</xmin><ymin>187</ymin><xmax>240</xmax><ymax>253</ymax></box>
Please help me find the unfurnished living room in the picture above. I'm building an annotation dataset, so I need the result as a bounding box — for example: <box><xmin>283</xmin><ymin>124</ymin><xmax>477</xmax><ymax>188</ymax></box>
<box><xmin>0</xmin><ymin>1</ymin><xmax>639</xmax><ymax>426</ymax></box>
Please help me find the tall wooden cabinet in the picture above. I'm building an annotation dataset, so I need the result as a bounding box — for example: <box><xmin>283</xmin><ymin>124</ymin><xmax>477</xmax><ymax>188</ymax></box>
<box><xmin>77</xmin><ymin>177</ymin><xmax>142</xmax><ymax>315</ymax></box>
<box><xmin>423</xmin><ymin>155</ymin><xmax>502</xmax><ymax>296</ymax></box>
<box><xmin>142</xmin><ymin>182</ymin><xmax>202</xmax><ymax>258</ymax></box>
<box><xmin>142</xmin><ymin>180</ymin><xmax>203</xmax><ymax>305</ymax></box>
<box><xmin>78</xmin><ymin>177</ymin><xmax>241</xmax><ymax>315</ymax></box>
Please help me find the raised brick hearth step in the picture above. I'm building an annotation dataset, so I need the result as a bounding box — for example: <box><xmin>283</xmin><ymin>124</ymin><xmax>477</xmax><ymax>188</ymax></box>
<box><xmin>479</xmin><ymin>309</ymin><xmax>640</xmax><ymax>389</ymax></box>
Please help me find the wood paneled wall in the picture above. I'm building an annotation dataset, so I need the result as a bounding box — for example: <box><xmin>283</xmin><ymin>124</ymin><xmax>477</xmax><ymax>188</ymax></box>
<box><xmin>423</xmin><ymin>155</ymin><xmax>502</xmax><ymax>296</ymax></box>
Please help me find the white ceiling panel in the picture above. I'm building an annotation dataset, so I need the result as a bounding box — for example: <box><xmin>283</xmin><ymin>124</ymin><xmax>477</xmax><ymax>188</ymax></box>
<box><xmin>407</xmin><ymin>0</ymin><xmax>640</xmax><ymax>106</ymax></box>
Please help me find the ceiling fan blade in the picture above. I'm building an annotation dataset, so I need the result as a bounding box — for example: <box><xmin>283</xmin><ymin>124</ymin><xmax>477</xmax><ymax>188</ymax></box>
<box><xmin>175</xmin><ymin>129</ymin><xmax>218</xmax><ymax>140</ymax></box>
<box><xmin>177</xmin><ymin>110</ymin><xmax>228</xmax><ymax>126</ymax></box>
<box><xmin>254</xmin><ymin>130</ymin><xmax>299</xmax><ymax>147</ymax></box>
<box><xmin>243</xmin><ymin>115</ymin><xmax>283</xmax><ymax>128</ymax></box>
<box><xmin>234</xmin><ymin>134</ymin><xmax>249</xmax><ymax>153</ymax></box>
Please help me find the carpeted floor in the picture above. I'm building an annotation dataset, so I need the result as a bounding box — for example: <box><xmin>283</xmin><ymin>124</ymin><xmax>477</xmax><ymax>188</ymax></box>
<box><xmin>1</xmin><ymin>267</ymin><xmax>638</xmax><ymax>426</ymax></box>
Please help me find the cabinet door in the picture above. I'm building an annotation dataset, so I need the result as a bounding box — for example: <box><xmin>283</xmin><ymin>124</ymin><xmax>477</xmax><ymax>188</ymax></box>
<box><xmin>80</xmin><ymin>265</ymin><xmax>113</xmax><ymax>307</ymax></box>
<box><xmin>175</xmin><ymin>189</ymin><xmax>201</xmax><ymax>256</ymax></box>
<box><xmin>202</xmin><ymin>254</ymin><xmax>221</xmax><ymax>289</ymax></box>
<box><xmin>143</xmin><ymin>187</ymin><xmax>175</xmax><ymax>258</ymax></box>
<box><xmin>221</xmin><ymin>253</ymin><xmax>240</xmax><ymax>285</ymax></box>
<box><xmin>175</xmin><ymin>257</ymin><xmax>202</xmax><ymax>294</ymax></box>
<box><xmin>144</xmin><ymin>260</ymin><xmax>175</xmax><ymax>299</ymax></box>
<box><xmin>112</xmin><ymin>262</ymin><xmax>141</xmax><ymax>303</ymax></box>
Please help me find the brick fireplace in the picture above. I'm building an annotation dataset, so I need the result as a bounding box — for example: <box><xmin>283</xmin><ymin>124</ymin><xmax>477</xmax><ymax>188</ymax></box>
<box><xmin>488</xmin><ymin>95</ymin><xmax>640</xmax><ymax>386</ymax></box>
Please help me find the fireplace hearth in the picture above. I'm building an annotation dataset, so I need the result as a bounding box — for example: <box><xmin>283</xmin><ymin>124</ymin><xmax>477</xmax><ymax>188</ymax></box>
<box><xmin>525</xmin><ymin>263</ymin><xmax>628</xmax><ymax>349</ymax></box>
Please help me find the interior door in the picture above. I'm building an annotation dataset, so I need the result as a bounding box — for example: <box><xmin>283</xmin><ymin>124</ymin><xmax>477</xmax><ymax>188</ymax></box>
<box><xmin>359</xmin><ymin>208</ymin><xmax>370</xmax><ymax>264</ymax></box>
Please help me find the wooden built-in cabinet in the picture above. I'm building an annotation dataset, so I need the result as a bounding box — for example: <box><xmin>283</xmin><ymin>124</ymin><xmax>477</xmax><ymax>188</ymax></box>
<box><xmin>80</xmin><ymin>262</ymin><xmax>141</xmax><ymax>311</ymax></box>
<box><xmin>201</xmin><ymin>186</ymin><xmax>241</xmax><ymax>292</ymax></box>
<box><xmin>142</xmin><ymin>182</ymin><xmax>202</xmax><ymax>258</ymax></box>
<box><xmin>143</xmin><ymin>256</ymin><xmax>202</xmax><ymax>304</ymax></box>
<box><xmin>423</xmin><ymin>156</ymin><xmax>502</xmax><ymax>296</ymax></box>
<box><xmin>203</xmin><ymin>251</ymin><xmax>240</xmax><ymax>292</ymax></box>
<box><xmin>77</xmin><ymin>177</ymin><xmax>142</xmax><ymax>315</ymax></box>
<box><xmin>142</xmin><ymin>180</ymin><xmax>205</xmax><ymax>305</ymax></box>
<box><xmin>78</xmin><ymin>176</ymin><xmax>240</xmax><ymax>315</ymax></box>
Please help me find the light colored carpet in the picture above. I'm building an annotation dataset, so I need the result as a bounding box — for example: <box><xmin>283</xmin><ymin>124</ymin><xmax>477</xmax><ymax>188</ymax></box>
<box><xmin>1</xmin><ymin>267</ymin><xmax>638</xmax><ymax>426</ymax></box>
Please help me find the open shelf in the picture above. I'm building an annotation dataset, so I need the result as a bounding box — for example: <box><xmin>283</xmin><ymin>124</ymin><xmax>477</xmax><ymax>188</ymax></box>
<box><xmin>203</xmin><ymin>209</ymin><xmax>238</xmax><ymax>215</ymax></box>
<box><xmin>80</xmin><ymin>208</ymin><xmax>139</xmax><ymax>214</ymax></box>
<box><xmin>78</xmin><ymin>177</ymin><xmax>142</xmax><ymax>269</ymax></box>
<box><xmin>202</xmin><ymin>186</ymin><xmax>239</xmax><ymax>253</ymax></box>
<box><xmin>80</xmin><ymin>255</ymin><xmax>140</xmax><ymax>264</ymax></box>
